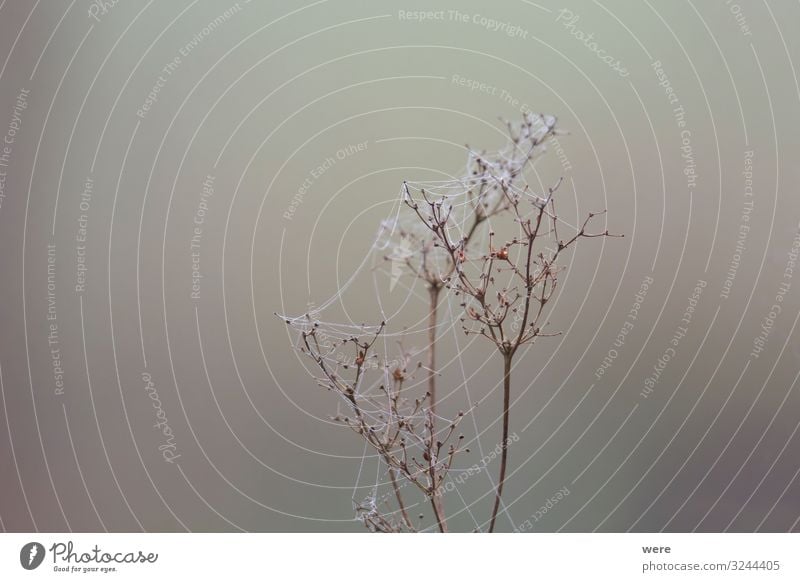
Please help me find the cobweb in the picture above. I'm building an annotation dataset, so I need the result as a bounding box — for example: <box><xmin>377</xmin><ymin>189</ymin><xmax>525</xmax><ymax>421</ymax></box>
<box><xmin>279</xmin><ymin>113</ymin><xmax>561</xmax><ymax>531</ymax></box>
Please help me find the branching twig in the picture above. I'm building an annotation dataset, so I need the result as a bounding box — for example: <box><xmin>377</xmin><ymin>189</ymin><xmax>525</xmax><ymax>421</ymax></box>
<box><xmin>282</xmin><ymin>113</ymin><xmax>622</xmax><ymax>532</ymax></box>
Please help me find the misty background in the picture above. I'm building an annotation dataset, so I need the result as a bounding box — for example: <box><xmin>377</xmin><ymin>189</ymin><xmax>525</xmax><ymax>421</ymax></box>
<box><xmin>1</xmin><ymin>0</ymin><xmax>799</xmax><ymax>532</ymax></box>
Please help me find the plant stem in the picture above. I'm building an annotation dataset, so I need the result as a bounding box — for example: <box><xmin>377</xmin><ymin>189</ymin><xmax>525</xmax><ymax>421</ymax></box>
<box><xmin>430</xmin><ymin>487</ymin><xmax>448</xmax><ymax>532</ymax></box>
<box><xmin>425</xmin><ymin>285</ymin><xmax>449</xmax><ymax>532</ymax></box>
<box><xmin>489</xmin><ymin>352</ymin><xmax>512</xmax><ymax>532</ymax></box>
<box><xmin>389</xmin><ymin>468</ymin><xmax>413</xmax><ymax>531</ymax></box>
<box><xmin>427</xmin><ymin>285</ymin><xmax>440</xmax><ymax>416</ymax></box>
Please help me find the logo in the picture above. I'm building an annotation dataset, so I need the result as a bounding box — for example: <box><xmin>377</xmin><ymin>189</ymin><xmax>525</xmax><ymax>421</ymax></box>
<box><xmin>20</xmin><ymin>542</ymin><xmax>45</xmax><ymax>570</ymax></box>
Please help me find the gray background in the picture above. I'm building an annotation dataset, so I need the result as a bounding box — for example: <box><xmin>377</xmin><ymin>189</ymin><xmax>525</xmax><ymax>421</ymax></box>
<box><xmin>0</xmin><ymin>0</ymin><xmax>799</xmax><ymax>532</ymax></box>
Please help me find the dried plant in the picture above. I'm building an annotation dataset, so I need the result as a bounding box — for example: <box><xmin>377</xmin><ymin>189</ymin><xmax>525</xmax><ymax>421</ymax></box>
<box><xmin>292</xmin><ymin>318</ymin><xmax>468</xmax><ymax>531</ymax></box>
<box><xmin>379</xmin><ymin>113</ymin><xmax>561</xmax><ymax>419</ymax></box>
<box><xmin>282</xmin><ymin>113</ymin><xmax>621</xmax><ymax>532</ymax></box>
<box><xmin>403</xmin><ymin>176</ymin><xmax>621</xmax><ymax>530</ymax></box>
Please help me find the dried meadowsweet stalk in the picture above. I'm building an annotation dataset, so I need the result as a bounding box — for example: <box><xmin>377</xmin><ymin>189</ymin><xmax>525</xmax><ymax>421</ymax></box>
<box><xmin>376</xmin><ymin>112</ymin><xmax>561</xmax><ymax>419</ymax></box>
<box><xmin>282</xmin><ymin>113</ymin><xmax>620</xmax><ymax>532</ymax></box>
<box><xmin>404</xmin><ymin>167</ymin><xmax>622</xmax><ymax>531</ymax></box>
<box><xmin>288</xmin><ymin>316</ymin><xmax>469</xmax><ymax>532</ymax></box>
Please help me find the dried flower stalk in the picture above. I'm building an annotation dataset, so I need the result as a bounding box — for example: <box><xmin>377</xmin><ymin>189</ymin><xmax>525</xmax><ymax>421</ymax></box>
<box><xmin>284</xmin><ymin>113</ymin><xmax>620</xmax><ymax>532</ymax></box>
<box><xmin>293</xmin><ymin>319</ymin><xmax>469</xmax><ymax>532</ymax></box>
<box><xmin>403</xmin><ymin>169</ymin><xmax>621</xmax><ymax>531</ymax></box>
<box><xmin>383</xmin><ymin>113</ymin><xmax>561</xmax><ymax>419</ymax></box>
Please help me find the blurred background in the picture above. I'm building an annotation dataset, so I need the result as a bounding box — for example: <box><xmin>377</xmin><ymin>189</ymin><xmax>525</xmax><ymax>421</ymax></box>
<box><xmin>1</xmin><ymin>0</ymin><xmax>799</xmax><ymax>532</ymax></box>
